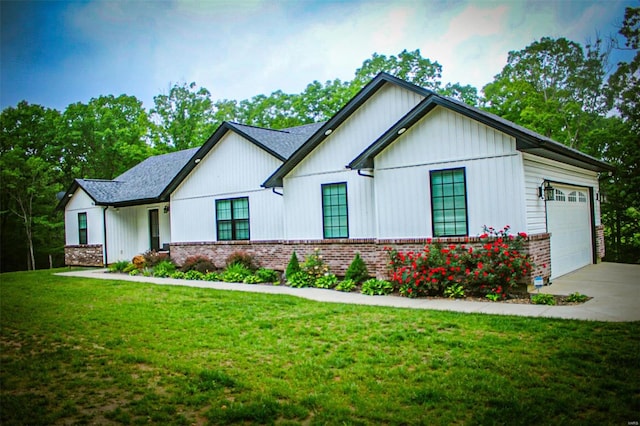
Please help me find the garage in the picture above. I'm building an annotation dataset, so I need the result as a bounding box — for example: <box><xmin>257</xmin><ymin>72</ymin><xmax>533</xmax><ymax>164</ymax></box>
<box><xmin>547</xmin><ymin>184</ymin><xmax>593</xmax><ymax>279</ymax></box>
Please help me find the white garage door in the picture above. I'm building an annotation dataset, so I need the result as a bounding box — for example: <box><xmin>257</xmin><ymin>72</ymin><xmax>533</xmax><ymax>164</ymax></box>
<box><xmin>547</xmin><ymin>185</ymin><xmax>593</xmax><ymax>279</ymax></box>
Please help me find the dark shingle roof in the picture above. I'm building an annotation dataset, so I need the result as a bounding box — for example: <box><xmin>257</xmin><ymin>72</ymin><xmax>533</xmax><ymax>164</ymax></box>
<box><xmin>227</xmin><ymin>121</ymin><xmax>325</xmax><ymax>159</ymax></box>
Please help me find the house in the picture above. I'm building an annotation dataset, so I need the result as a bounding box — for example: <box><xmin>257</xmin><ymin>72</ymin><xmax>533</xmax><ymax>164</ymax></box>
<box><xmin>59</xmin><ymin>73</ymin><xmax>613</xmax><ymax>283</ymax></box>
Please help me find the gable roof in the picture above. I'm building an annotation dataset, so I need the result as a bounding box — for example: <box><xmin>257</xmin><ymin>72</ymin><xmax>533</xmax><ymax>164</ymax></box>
<box><xmin>262</xmin><ymin>72</ymin><xmax>432</xmax><ymax>188</ymax></box>
<box><xmin>57</xmin><ymin>120</ymin><xmax>322</xmax><ymax>210</ymax></box>
<box><xmin>348</xmin><ymin>93</ymin><xmax>614</xmax><ymax>173</ymax></box>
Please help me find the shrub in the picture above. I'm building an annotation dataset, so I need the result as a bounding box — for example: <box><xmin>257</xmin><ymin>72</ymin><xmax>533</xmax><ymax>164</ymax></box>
<box><xmin>132</xmin><ymin>255</ymin><xmax>146</xmax><ymax>270</ymax></box>
<box><xmin>243</xmin><ymin>275</ymin><xmax>261</xmax><ymax>284</ymax></box>
<box><xmin>225</xmin><ymin>251</ymin><xmax>259</xmax><ymax>272</ymax></box>
<box><xmin>153</xmin><ymin>260</ymin><xmax>176</xmax><ymax>278</ymax></box>
<box><xmin>345</xmin><ymin>253</ymin><xmax>369</xmax><ymax>283</ymax></box>
<box><xmin>143</xmin><ymin>250</ymin><xmax>169</xmax><ymax>268</ymax></box>
<box><xmin>444</xmin><ymin>283</ymin><xmax>465</xmax><ymax>299</ymax></box>
<box><xmin>255</xmin><ymin>268</ymin><xmax>279</xmax><ymax>283</ymax></box>
<box><xmin>361</xmin><ymin>279</ymin><xmax>394</xmax><ymax>296</ymax></box>
<box><xmin>170</xmin><ymin>271</ymin><xmax>186</xmax><ymax>279</ymax></box>
<box><xmin>335</xmin><ymin>279</ymin><xmax>357</xmax><ymax>292</ymax></box>
<box><xmin>315</xmin><ymin>274</ymin><xmax>338</xmax><ymax>289</ymax></box>
<box><xmin>129</xmin><ymin>269</ymin><xmax>140</xmax><ymax>276</ymax></box>
<box><xmin>108</xmin><ymin>260</ymin><xmax>130</xmax><ymax>273</ymax></box>
<box><xmin>222</xmin><ymin>263</ymin><xmax>252</xmax><ymax>283</ymax></box>
<box><xmin>123</xmin><ymin>263</ymin><xmax>138</xmax><ymax>273</ymax></box>
<box><xmin>288</xmin><ymin>271</ymin><xmax>312</xmax><ymax>288</ymax></box>
<box><xmin>204</xmin><ymin>272</ymin><xmax>222</xmax><ymax>282</ymax></box>
<box><xmin>303</xmin><ymin>248</ymin><xmax>330</xmax><ymax>280</ymax></box>
<box><xmin>566</xmin><ymin>292</ymin><xmax>589</xmax><ymax>303</ymax></box>
<box><xmin>181</xmin><ymin>256</ymin><xmax>216</xmax><ymax>273</ymax></box>
<box><xmin>531</xmin><ymin>293</ymin><xmax>556</xmax><ymax>305</ymax></box>
<box><xmin>285</xmin><ymin>251</ymin><xmax>301</xmax><ymax>278</ymax></box>
<box><xmin>142</xmin><ymin>268</ymin><xmax>152</xmax><ymax>277</ymax></box>
<box><xmin>185</xmin><ymin>270</ymin><xmax>205</xmax><ymax>280</ymax></box>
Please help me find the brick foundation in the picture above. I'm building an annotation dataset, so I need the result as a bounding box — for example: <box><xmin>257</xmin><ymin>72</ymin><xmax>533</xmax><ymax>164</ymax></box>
<box><xmin>595</xmin><ymin>225</ymin><xmax>605</xmax><ymax>261</ymax></box>
<box><xmin>65</xmin><ymin>245</ymin><xmax>104</xmax><ymax>267</ymax></box>
<box><xmin>171</xmin><ymin>233</ymin><xmax>552</xmax><ymax>285</ymax></box>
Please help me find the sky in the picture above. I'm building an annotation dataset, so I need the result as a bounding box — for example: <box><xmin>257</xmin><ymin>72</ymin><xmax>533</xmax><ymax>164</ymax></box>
<box><xmin>0</xmin><ymin>0</ymin><xmax>636</xmax><ymax>112</ymax></box>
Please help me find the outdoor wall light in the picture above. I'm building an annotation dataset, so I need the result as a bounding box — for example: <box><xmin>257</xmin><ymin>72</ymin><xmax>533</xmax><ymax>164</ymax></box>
<box><xmin>538</xmin><ymin>180</ymin><xmax>555</xmax><ymax>201</ymax></box>
<box><xmin>596</xmin><ymin>191</ymin><xmax>607</xmax><ymax>203</ymax></box>
<box><xmin>163</xmin><ymin>205</ymin><xmax>170</xmax><ymax>214</ymax></box>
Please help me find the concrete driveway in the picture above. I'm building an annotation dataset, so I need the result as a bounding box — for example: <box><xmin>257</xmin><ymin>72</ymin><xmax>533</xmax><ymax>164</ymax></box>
<box><xmin>57</xmin><ymin>262</ymin><xmax>640</xmax><ymax>322</ymax></box>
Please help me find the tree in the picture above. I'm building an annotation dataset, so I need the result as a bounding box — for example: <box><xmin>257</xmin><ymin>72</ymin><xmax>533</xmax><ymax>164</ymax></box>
<box><xmin>482</xmin><ymin>37</ymin><xmax>609</xmax><ymax>150</ymax></box>
<box><xmin>0</xmin><ymin>102</ymin><xmax>62</xmax><ymax>270</ymax></box>
<box><xmin>150</xmin><ymin>82</ymin><xmax>216</xmax><ymax>151</ymax></box>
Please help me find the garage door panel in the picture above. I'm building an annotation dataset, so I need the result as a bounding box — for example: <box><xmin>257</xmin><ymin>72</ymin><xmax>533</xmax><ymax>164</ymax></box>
<box><xmin>548</xmin><ymin>186</ymin><xmax>592</xmax><ymax>279</ymax></box>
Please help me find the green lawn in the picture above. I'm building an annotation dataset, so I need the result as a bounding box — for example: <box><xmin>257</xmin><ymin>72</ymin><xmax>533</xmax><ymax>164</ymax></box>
<box><xmin>1</xmin><ymin>269</ymin><xmax>638</xmax><ymax>425</ymax></box>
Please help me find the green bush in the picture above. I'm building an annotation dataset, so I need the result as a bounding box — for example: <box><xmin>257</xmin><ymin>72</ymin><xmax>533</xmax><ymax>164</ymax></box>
<box><xmin>255</xmin><ymin>268</ymin><xmax>279</xmax><ymax>283</ymax></box>
<box><xmin>531</xmin><ymin>293</ymin><xmax>556</xmax><ymax>305</ymax></box>
<box><xmin>153</xmin><ymin>260</ymin><xmax>176</xmax><ymax>278</ymax></box>
<box><xmin>288</xmin><ymin>271</ymin><xmax>312</xmax><ymax>288</ymax></box>
<box><xmin>204</xmin><ymin>272</ymin><xmax>222</xmax><ymax>282</ymax></box>
<box><xmin>444</xmin><ymin>283</ymin><xmax>465</xmax><ymax>299</ymax></box>
<box><xmin>315</xmin><ymin>274</ymin><xmax>338</xmax><ymax>289</ymax></box>
<box><xmin>185</xmin><ymin>270</ymin><xmax>205</xmax><ymax>280</ymax></box>
<box><xmin>285</xmin><ymin>251</ymin><xmax>301</xmax><ymax>278</ymax></box>
<box><xmin>123</xmin><ymin>263</ymin><xmax>138</xmax><ymax>273</ymax></box>
<box><xmin>303</xmin><ymin>249</ymin><xmax>330</xmax><ymax>280</ymax></box>
<box><xmin>222</xmin><ymin>263</ymin><xmax>252</xmax><ymax>283</ymax></box>
<box><xmin>226</xmin><ymin>250</ymin><xmax>259</xmax><ymax>272</ymax></box>
<box><xmin>335</xmin><ymin>279</ymin><xmax>357</xmax><ymax>292</ymax></box>
<box><xmin>129</xmin><ymin>269</ymin><xmax>140</xmax><ymax>276</ymax></box>
<box><xmin>566</xmin><ymin>292</ymin><xmax>589</xmax><ymax>303</ymax></box>
<box><xmin>243</xmin><ymin>275</ymin><xmax>261</xmax><ymax>284</ymax></box>
<box><xmin>170</xmin><ymin>271</ymin><xmax>186</xmax><ymax>279</ymax></box>
<box><xmin>345</xmin><ymin>253</ymin><xmax>369</xmax><ymax>283</ymax></box>
<box><xmin>143</xmin><ymin>250</ymin><xmax>169</xmax><ymax>268</ymax></box>
<box><xmin>181</xmin><ymin>256</ymin><xmax>216</xmax><ymax>273</ymax></box>
<box><xmin>361</xmin><ymin>279</ymin><xmax>394</xmax><ymax>296</ymax></box>
<box><xmin>108</xmin><ymin>260</ymin><xmax>130</xmax><ymax>273</ymax></box>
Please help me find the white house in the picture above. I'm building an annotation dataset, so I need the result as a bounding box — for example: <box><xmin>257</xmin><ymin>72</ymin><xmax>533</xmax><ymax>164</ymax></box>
<box><xmin>59</xmin><ymin>73</ymin><xmax>612</xmax><ymax>283</ymax></box>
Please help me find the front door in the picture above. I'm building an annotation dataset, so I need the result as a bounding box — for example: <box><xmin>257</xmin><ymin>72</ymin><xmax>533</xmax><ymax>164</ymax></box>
<box><xmin>149</xmin><ymin>209</ymin><xmax>160</xmax><ymax>251</ymax></box>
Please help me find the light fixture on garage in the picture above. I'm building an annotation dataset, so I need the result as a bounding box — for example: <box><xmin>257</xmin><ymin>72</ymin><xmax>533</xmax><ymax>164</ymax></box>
<box><xmin>596</xmin><ymin>191</ymin><xmax>607</xmax><ymax>203</ymax></box>
<box><xmin>163</xmin><ymin>205</ymin><xmax>170</xmax><ymax>214</ymax></box>
<box><xmin>538</xmin><ymin>181</ymin><xmax>555</xmax><ymax>201</ymax></box>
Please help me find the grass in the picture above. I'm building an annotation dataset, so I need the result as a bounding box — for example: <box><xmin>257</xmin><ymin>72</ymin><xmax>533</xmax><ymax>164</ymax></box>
<box><xmin>1</xmin><ymin>269</ymin><xmax>639</xmax><ymax>425</ymax></box>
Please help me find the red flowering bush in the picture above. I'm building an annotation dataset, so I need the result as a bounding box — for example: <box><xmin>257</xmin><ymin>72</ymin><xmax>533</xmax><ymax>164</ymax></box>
<box><xmin>387</xmin><ymin>226</ymin><xmax>533</xmax><ymax>299</ymax></box>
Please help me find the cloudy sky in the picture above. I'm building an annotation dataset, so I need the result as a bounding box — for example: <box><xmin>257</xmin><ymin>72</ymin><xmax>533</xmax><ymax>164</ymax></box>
<box><xmin>0</xmin><ymin>0</ymin><xmax>635</xmax><ymax>111</ymax></box>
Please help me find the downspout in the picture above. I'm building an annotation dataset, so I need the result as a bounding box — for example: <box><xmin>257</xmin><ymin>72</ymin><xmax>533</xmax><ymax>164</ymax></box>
<box><xmin>103</xmin><ymin>206</ymin><xmax>109</xmax><ymax>267</ymax></box>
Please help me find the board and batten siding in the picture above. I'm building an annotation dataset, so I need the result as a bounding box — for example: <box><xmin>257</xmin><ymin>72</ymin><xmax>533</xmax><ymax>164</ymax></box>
<box><xmin>171</xmin><ymin>131</ymin><xmax>284</xmax><ymax>242</ymax></box>
<box><xmin>64</xmin><ymin>188</ymin><xmax>104</xmax><ymax>246</ymax></box>
<box><xmin>522</xmin><ymin>152</ymin><xmax>600</xmax><ymax>235</ymax></box>
<box><xmin>374</xmin><ymin>106</ymin><xmax>528</xmax><ymax>238</ymax></box>
<box><xmin>284</xmin><ymin>82</ymin><xmax>424</xmax><ymax>239</ymax></box>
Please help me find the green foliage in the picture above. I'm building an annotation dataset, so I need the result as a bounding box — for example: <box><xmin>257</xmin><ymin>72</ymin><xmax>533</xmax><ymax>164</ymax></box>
<box><xmin>344</xmin><ymin>253</ymin><xmax>369</xmax><ymax>284</ymax></box>
<box><xmin>242</xmin><ymin>275</ymin><xmax>261</xmax><ymax>284</ymax></box>
<box><xmin>255</xmin><ymin>268</ymin><xmax>279</xmax><ymax>283</ymax></box>
<box><xmin>335</xmin><ymin>279</ymin><xmax>357</xmax><ymax>292</ymax></box>
<box><xmin>128</xmin><ymin>269</ymin><xmax>140</xmax><ymax>276</ymax></box>
<box><xmin>108</xmin><ymin>260</ymin><xmax>130</xmax><ymax>273</ymax></box>
<box><xmin>531</xmin><ymin>293</ymin><xmax>557</xmax><ymax>305</ymax></box>
<box><xmin>444</xmin><ymin>283</ymin><xmax>465</xmax><ymax>299</ymax></box>
<box><xmin>302</xmin><ymin>249</ymin><xmax>330</xmax><ymax>280</ymax></box>
<box><xmin>225</xmin><ymin>250</ymin><xmax>259</xmax><ymax>272</ymax></box>
<box><xmin>287</xmin><ymin>271</ymin><xmax>312</xmax><ymax>288</ymax></box>
<box><xmin>222</xmin><ymin>263</ymin><xmax>252</xmax><ymax>283</ymax></box>
<box><xmin>181</xmin><ymin>256</ymin><xmax>216</xmax><ymax>273</ymax></box>
<box><xmin>485</xmin><ymin>293</ymin><xmax>501</xmax><ymax>302</ymax></box>
<box><xmin>143</xmin><ymin>250</ymin><xmax>169</xmax><ymax>268</ymax></box>
<box><xmin>361</xmin><ymin>279</ymin><xmax>394</xmax><ymax>296</ymax></box>
<box><xmin>285</xmin><ymin>251</ymin><xmax>301</xmax><ymax>278</ymax></box>
<box><xmin>170</xmin><ymin>271</ymin><xmax>186</xmax><ymax>280</ymax></box>
<box><xmin>204</xmin><ymin>272</ymin><xmax>222</xmax><ymax>282</ymax></box>
<box><xmin>315</xmin><ymin>274</ymin><xmax>338</xmax><ymax>289</ymax></box>
<box><xmin>566</xmin><ymin>292</ymin><xmax>589</xmax><ymax>303</ymax></box>
<box><xmin>152</xmin><ymin>260</ymin><xmax>176</xmax><ymax>278</ymax></box>
<box><xmin>123</xmin><ymin>263</ymin><xmax>137</xmax><ymax>273</ymax></box>
<box><xmin>184</xmin><ymin>270</ymin><xmax>205</xmax><ymax>281</ymax></box>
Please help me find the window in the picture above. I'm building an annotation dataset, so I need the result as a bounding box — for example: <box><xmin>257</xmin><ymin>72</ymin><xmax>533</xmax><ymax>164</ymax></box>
<box><xmin>555</xmin><ymin>189</ymin><xmax>566</xmax><ymax>202</ymax></box>
<box><xmin>568</xmin><ymin>191</ymin><xmax>577</xmax><ymax>202</ymax></box>
<box><xmin>78</xmin><ymin>212</ymin><xmax>88</xmax><ymax>245</ymax></box>
<box><xmin>578</xmin><ymin>192</ymin><xmax>587</xmax><ymax>203</ymax></box>
<box><xmin>322</xmin><ymin>183</ymin><xmax>348</xmax><ymax>238</ymax></box>
<box><xmin>216</xmin><ymin>197</ymin><xmax>249</xmax><ymax>241</ymax></box>
<box><xmin>430</xmin><ymin>168</ymin><xmax>468</xmax><ymax>237</ymax></box>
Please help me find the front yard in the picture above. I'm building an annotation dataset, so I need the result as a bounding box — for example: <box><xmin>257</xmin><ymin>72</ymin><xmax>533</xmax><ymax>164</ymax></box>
<box><xmin>1</xmin><ymin>269</ymin><xmax>638</xmax><ymax>425</ymax></box>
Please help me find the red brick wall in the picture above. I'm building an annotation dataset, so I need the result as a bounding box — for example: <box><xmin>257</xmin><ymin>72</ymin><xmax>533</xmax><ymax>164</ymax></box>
<box><xmin>170</xmin><ymin>233</ymin><xmax>552</xmax><ymax>284</ymax></box>
<box><xmin>65</xmin><ymin>245</ymin><xmax>104</xmax><ymax>267</ymax></box>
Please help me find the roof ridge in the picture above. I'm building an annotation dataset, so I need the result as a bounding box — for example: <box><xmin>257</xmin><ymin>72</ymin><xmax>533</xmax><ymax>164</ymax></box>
<box><xmin>228</xmin><ymin>121</ymin><xmax>290</xmax><ymax>134</ymax></box>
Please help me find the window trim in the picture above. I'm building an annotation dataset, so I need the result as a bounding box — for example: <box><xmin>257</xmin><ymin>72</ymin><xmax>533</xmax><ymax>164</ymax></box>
<box><xmin>321</xmin><ymin>182</ymin><xmax>349</xmax><ymax>239</ymax></box>
<box><xmin>78</xmin><ymin>212</ymin><xmax>88</xmax><ymax>245</ymax></box>
<box><xmin>149</xmin><ymin>208</ymin><xmax>160</xmax><ymax>251</ymax></box>
<box><xmin>429</xmin><ymin>167</ymin><xmax>469</xmax><ymax>237</ymax></box>
<box><xmin>215</xmin><ymin>197</ymin><xmax>250</xmax><ymax>241</ymax></box>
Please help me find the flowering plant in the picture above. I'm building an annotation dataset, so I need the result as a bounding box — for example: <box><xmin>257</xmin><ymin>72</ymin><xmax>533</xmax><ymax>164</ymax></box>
<box><xmin>386</xmin><ymin>226</ymin><xmax>533</xmax><ymax>299</ymax></box>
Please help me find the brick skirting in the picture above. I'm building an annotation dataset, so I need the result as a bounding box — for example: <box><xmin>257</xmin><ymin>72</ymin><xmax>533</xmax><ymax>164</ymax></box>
<box><xmin>171</xmin><ymin>233</ymin><xmax>552</xmax><ymax>284</ymax></box>
<box><xmin>596</xmin><ymin>225</ymin><xmax>605</xmax><ymax>261</ymax></box>
<box><xmin>65</xmin><ymin>245</ymin><xmax>104</xmax><ymax>267</ymax></box>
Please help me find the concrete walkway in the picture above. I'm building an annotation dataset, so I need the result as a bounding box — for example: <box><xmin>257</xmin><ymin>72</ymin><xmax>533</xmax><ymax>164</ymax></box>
<box><xmin>56</xmin><ymin>262</ymin><xmax>640</xmax><ymax>322</ymax></box>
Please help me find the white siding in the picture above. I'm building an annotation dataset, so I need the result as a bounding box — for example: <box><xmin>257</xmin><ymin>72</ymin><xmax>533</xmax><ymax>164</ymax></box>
<box><xmin>374</xmin><ymin>107</ymin><xmax>528</xmax><ymax>238</ymax></box>
<box><xmin>284</xmin><ymin>82</ymin><xmax>424</xmax><ymax>239</ymax></box>
<box><xmin>64</xmin><ymin>188</ymin><xmax>103</xmax><ymax>246</ymax></box>
<box><xmin>522</xmin><ymin>153</ymin><xmax>600</xmax><ymax>234</ymax></box>
<box><xmin>171</xmin><ymin>131</ymin><xmax>284</xmax><ymax>242</ymax></box>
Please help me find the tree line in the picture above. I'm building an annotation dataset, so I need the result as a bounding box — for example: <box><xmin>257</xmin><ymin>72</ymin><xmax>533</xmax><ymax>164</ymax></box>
<box><xmin>1</xmin><ymin>7</ymin><xmax>637</xmax><ymax>272</ymax></box>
